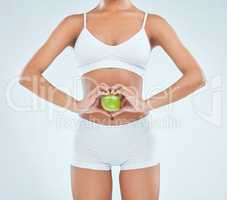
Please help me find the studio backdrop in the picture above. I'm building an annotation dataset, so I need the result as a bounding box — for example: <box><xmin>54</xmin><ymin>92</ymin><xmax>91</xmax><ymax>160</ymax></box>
<box><xmin>0</xmin><ymin>0</ymin><xmax>226</xmax><ymax>200</ymax></box>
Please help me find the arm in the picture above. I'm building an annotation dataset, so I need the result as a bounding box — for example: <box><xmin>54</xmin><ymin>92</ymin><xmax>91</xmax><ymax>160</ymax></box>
<box><xmin>145</xmin><ymin>14</ymin><xmax>206</xmax><ymax>110</ymax></box>
<box><xmin>19</xmin><ymin>14</ymin><xmax>82</xmax><ymax>113</ymax></box>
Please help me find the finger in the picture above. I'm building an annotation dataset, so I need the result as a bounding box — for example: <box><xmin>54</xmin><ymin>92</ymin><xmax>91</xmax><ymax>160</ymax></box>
<box><xmin>86</xmin><ymin>96</ymin><xmax>105</xmax><ymax>112</ymax></box>
<box><xmin>83</xmin><ymin>107</ymin><xmax>111</xmax><ymax>118</ymax></box>
<box><xmin>121</xmin><ymin>97</ymin><xmax>128</xmax><ymax>107</ymax></box>
<box><xmin>91</xmin><ymin>97</ymin><xmax>110</xmax><ymax>115</ymax></box>
<box><xmin>98</xmin><ymin>84</ymin><xmax>111</xmax><ymax>95</ymax></box>
<box><xmin>82</xmin><ymin>96</ymin><xmax>111</xmax><ymax>117</ymax></box>
<box><xmin>114</xmin><ymin>88</ymin><xmax>132</xmax><ymax>98</ymax></box>
<box><xmin>111</xmin><ymin>106</ymin><xmax>136</xmax><ymax>117</ymax></box>
<box><xmin>111</xmin><ymin>110</ymin><xmax>124</xmax><ymax>118</ymax></box>
<box><xmin>96</xmin><ymin>108</ymin><xmax>112</xmax><ymax>117</ymax></box>
<box><xmin>87</xmin><ymin>85</ymin><xmax>109</xmax><ymax>98</ymax></box>
<box><xmin>87</xmin><ymin>90</ymin><xmax>105</xmax><ymax>105</ymax></box>
<box><xmin>121</xmin><ymin>95</ymin><xmax>145</xmax><ymax>111</ymax></box>
<box><xmin>121</xmin><ymin>106</ymin><xmax>137</xmax><ymax>112</ymax></box>
<box><xmin>111</xmin><ymin>84</ymin><xmax>137</xmax><ymax>95</ymax></box>
<box><xmin>98</xmin><ymin>82</ymin><xmax>113</xmax><ymax>95</ymax></box>
<box><xmin>85</xmin><ymin>84</ymin><xmax>112</xmax><ymax>108</ymax></box>
<box><xmin>85</xmin><ymin>87</ymin><xmax>100</xmax><ymax>100</ymax></box>
<box><xmin>87</xmin><ymin>96</ymin><xmax>100</xmax><ymax>109</ymax></box>
<box><xmin>116</xmin><ymin>85</ymin><xmax>138</xmax><ymax>96</ymax></box>
<box><xmin>110</xmin><ymin>84</ymin><xmax>125</xmax><ymax>94</ymax></box>
<box><xmin>115</xmin><ymin>87</ymin><xmax>136</xmax><ymax>98</ymax></box>
<box><xmin>82</xmin><ymin>107</ymin><xmax>102</xmax><ymax>115</ymax></box>
<box><xmin>99</xmin><ymin>82</ymin><xmax>111</xmax><ymax>90</ymax></box>
<box><xmin>116</xmin><ymin>89</ymin><xmax>137</xmax><ymax>106</ymax></box>
<box><xmin>80</xmin><ymin>96</ymin><xmax>101</xmax><ymax>113</ymax></box>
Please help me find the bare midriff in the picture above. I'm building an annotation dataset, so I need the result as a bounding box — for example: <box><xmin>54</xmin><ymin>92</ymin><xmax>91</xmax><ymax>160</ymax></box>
<box><xmin>79</xmin><ymin>67</ymin><xmax>149</xmax><ymax>126</ymax></box>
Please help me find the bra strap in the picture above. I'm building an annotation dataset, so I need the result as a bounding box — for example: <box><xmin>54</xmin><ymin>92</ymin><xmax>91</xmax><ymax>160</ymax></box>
<box><xmin>142</xmin><ymin>12</ymin><xmax>148</xmax><ymax>28</ymax></box>
<box><xmin>83</xmin><ymin>12</ymin><xmax>87</xmax><ymax>28</ymax></box>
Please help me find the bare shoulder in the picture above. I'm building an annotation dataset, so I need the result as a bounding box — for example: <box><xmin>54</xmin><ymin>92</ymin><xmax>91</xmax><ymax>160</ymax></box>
<box><xmin>146</xmin><ymin>13</ymin><xmax>174</xmax><ymax>46</ymax></box>
<box><xmin>55</xmin><ymin>13</ymin><xmax>84</xmax><ymax>47</ymax></box>
<box><xmin>63</xmin><ymin>13</ymin><xmax>84</xmax><ymax>26</ymax></box>
<box><xmin>149</xmin><ymin>13</ymin><xmax>170</xmax><ymax>27</ymax></box>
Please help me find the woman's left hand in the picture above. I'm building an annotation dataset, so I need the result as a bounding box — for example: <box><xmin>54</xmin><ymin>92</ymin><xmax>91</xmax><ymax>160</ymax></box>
<box><xmin>110</xmin><ymin>84</ymin><xmax>150</xmax><ymax>117</ymax></box>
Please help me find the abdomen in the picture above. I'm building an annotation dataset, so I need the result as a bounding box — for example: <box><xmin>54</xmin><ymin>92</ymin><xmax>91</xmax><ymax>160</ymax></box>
<box><xmin>79</xmin><ymin>67</ymin><xmax>147</xmax><ymax>125</ymax></box>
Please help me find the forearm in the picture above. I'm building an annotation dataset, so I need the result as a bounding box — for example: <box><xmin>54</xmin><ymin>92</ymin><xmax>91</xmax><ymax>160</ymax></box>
<box><xmin>19</xmin><ymin>73</ymin><xmax>80</xmax><ymax>113</ymax></box>
<box><xmin>145</xmin><ymin>71</ymin><xmax>206</xmax><ymax>111</ymax></box>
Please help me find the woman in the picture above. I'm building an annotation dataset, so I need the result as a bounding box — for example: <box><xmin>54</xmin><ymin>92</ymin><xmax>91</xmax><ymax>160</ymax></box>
<box><xmin>19</xmin><ymin>0</ymin><xmax>206</xmax><ymax>199</ymax></box>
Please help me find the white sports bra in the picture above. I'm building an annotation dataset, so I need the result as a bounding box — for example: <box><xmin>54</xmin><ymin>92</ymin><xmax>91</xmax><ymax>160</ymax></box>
<box><xmin>73</xmin><ymin>12</ymin><xmax>152</xmax><ymax>78</ymax></box>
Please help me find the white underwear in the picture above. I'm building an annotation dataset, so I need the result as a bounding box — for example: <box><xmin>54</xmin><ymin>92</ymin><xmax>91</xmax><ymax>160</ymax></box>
<box><xmin>71</xmin><ymin>114</ymin><xmax>159</xmax><ymax>171</ymax></box>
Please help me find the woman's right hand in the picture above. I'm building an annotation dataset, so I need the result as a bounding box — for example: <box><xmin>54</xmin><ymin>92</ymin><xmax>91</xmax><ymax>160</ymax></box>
<box><xmin>76</xmin><ymin>83</ymin><xmax>112</xmax><ymax>117</ymax></box>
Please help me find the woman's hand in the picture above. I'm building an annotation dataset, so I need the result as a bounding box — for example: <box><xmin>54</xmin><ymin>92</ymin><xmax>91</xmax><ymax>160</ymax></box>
<box><xmin>110</xmin><ymin>84</ymin><xmax>150</xmax><ymax>117</ymax></box>
<box><xmin>76</xmin><ymin>83</ymin><xmax>112</xmax><ymax>117</ymax></box>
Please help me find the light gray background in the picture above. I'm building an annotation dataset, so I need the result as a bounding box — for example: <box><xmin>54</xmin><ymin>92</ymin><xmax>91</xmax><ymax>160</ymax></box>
<box><xmin>1</xmin><ymin>0</ymin><xmax>226</xmax><ymax>199</ymax></box>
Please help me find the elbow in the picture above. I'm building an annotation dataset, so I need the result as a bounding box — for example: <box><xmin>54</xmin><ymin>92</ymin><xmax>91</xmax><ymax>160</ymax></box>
<box><xmin>19</xmin><ymin>72</ymin><xmax>26</xmax><ymax>86</ymax></box>
<box><xmin>198</xmin><ymin>77</ymin><xmax>206</xmax><ymax>88</ymax></box>
<box><xmin>196</xmin><ymin>70</ymin><xmax>206</xmax><ymax>88</ymax></box>
<box><xmin>19</xmin><ymin>71</ymin><xmax>29</xmax><ymax>87</ymax></box>
<box><xmin>191</xmin><ymin>69</ymin><xmax>207</xmax><ymax>90</ymax></box>
<box><xmin>19</xmin><ymin>79</ymin><xmax>29</xmax><ymax>89</ymax></box>
<box><xmin>19</xmin><ymin>70</ymin><xmax>40</xmax><ymax>88</ymax></box>
<box><xmin>19</xmin><ymin>76</ymin><xmax>25</xmax><ymax>86</ymax></box>
<box><xmin>183</xmin><ymin>69</ymin><xmax>206</xmax><ymax>91</ymax></box>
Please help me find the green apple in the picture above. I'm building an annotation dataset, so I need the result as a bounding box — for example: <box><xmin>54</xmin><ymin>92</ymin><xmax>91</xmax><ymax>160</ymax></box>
<box><xmin>101</xmin><ymin>95</ymin><xmax>121</xmax><ymax>112</ymax></box>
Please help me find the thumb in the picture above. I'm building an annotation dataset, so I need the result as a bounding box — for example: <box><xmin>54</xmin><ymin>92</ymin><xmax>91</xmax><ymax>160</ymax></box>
<box><xmin>111</xmin><ymin>106</ymin><xmax>134</xmax><ymax>117</ymax></box>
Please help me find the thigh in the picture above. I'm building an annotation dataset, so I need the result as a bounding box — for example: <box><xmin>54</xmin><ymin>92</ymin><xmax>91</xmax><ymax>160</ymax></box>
<box><xmin>119</xmin><ymin>164</ymin><xmax>160</xmax><ymax>200</ymax></box>
<box><xmin>71</xmin><ymin>166</ymin><xmax>112</xmax><ymax>200</ymax></box>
